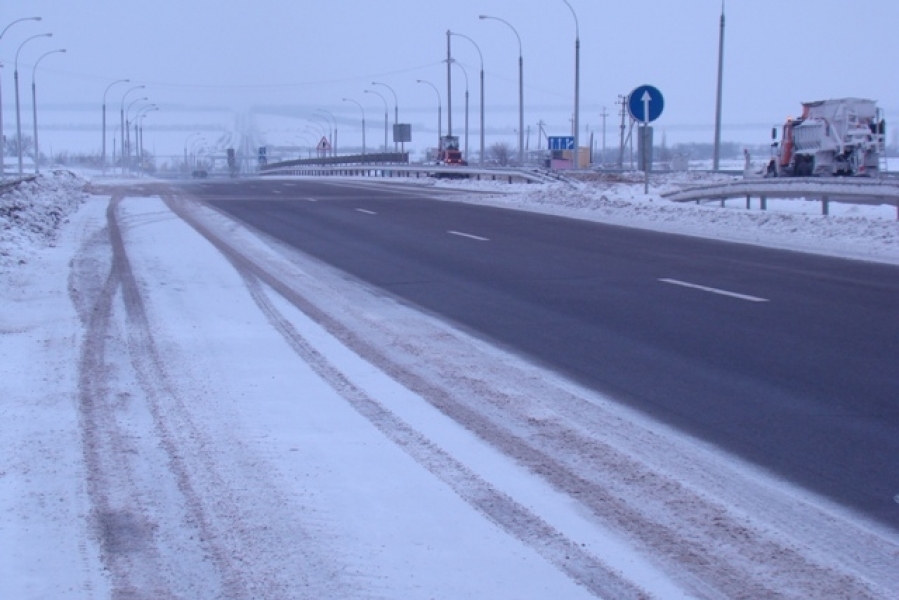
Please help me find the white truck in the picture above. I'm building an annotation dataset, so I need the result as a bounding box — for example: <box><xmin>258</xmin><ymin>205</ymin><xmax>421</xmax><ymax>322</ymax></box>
<box><xmin>766</xmin><ymin>98</ymin><xmax>885</xmax><ymax>177</ymax></box>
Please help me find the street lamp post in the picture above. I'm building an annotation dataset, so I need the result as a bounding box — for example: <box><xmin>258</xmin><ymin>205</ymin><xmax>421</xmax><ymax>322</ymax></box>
<box><xmin>449</xmin><ymin>31</ymin><xmax>485</xmax><ymax>166</ymax></box>
<box><xmin>135</xmin><ymin>106</ymin><xmax>157</xmax><ymax>176</ymax></box>
<box><xmin>364</xmin><ymin>89</ymin><xmax>389</xmax><ymax>153</ymax></box>
<box><xmin>562</xmin><ymin>0</ymin><xmax>580</xmax><ymax>169</ymax></box>
<box><xmin>316</xmin><ymin>109</ymin><xmax>338</xmax><ymax>156</ymax></box>
<box><xmin>371</xmin><ymin>82</ymin><xmax>398</xmax><ymax>153</ymax></box>
<box><xmin>125</xmin><ymin>97</ymin><xmax>148</xmax><ymax>174</ymax></box>
<box><xmin>416</xmin><ymin>79</ymin><xmax>441</xmax><ymax>154</ymax></box>
<box><xmin>713</xmin><ymin>3</ymin><xmax>726</xmax><ymax>171</ymax></box>
<box><xmin>120</xmin><ymin>85</ymin><xmax>145</xmax><ymax>174</ymax></box>
<box><xmin>15</xmin><ymin>32</ymin><xmax>52</xmax><ymax>175</ymax></box>
<box><xmin>446</xmin><ymin>60</ymin><xmax>470</xmax><ymax>163</ymax></box>
<box><xmin>31</xmin><ymin>48</ymin><xmax>66</xmax><ymax>174</ymax></box>
<box><xmin>0</xmin><ymin>17</ymin><xmax>41</xmax><ymax>178</ymax></box>
<box><xmin>183</xmin><ymin>131</ymin><xmax>201</xmax><ymax>174</ymax></box>
<box><xmin>480</xmin><ymin>15</ymin><xmax>524</xmax><ymax>166</ymax></box>
<box><xmin>342</xmin><ymin>98</ymin><xmax>366</xmax><ymax>157</ymax></box>
<box><xmin>102</xmin><ymin>78</ymin><xmax>129</xmax><ymax>174</ymax></box>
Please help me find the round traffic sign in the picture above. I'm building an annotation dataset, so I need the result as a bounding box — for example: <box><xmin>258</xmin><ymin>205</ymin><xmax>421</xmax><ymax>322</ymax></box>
<box><xmin>628</xmin><ymin>85</ymin><xmax>664</xmax><ymax>123</ymax></box>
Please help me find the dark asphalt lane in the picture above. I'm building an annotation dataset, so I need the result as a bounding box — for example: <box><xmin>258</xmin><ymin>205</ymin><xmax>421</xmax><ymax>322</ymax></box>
<box><xmin>184</xmin><ymin>178</ymin><xmax>899</xmax><ymax>528</ymax></box>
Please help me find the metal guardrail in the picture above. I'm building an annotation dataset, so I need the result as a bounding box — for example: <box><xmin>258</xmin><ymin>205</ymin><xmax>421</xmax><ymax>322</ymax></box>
<box><xmin>259</xmin><ymin>162</ymin><xmax>556</xmax><ymax>185</ymax></box>
<box><xmin>262</xmin><ymin>152</ymin><xmax>409</xmax><ymax>168</ymax></box>
<box><xmin>661</xmin><ymin>177</ymin><xmax>899</xmax><ymax>219</ymax></box>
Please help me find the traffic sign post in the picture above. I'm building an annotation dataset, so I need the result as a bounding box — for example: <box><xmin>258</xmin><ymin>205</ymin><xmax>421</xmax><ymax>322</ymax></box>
<box><xmin>627</xmin><ymin>85</ymin><xmax>664</xmax><ymax>193</ymax></box>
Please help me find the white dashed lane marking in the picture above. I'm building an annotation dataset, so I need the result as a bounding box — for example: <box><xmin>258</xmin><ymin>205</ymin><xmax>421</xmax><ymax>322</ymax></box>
<box><xmin>448</xmin><ymin>230</ymin><xmax>490</xmax><ymax>242</ymax></box>
<box><xmin>659</xmin><ymin>278</ymin><xmax>769</xmax><ymax>303</ymax></box>
<box><xmin>356</xmin><ymin>208</ymin><xmax>377</xmax><ymax>215</ymax></box>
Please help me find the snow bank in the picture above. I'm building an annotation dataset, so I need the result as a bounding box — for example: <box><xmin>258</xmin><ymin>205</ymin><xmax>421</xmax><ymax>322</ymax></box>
<box><xmin>0</xmin><ymin>171</ymin><xmax>88</xmax><ymax>271</ymax></box>
<box><xmin>422</xmin><ymin>171</ymin><xmax>899</xmax><ymax>264</ymax></box>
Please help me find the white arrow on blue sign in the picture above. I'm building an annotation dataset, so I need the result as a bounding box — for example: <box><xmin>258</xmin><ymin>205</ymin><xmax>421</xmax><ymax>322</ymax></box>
<box><xmin>627</xmin><ymin>85</ymin><xmax>664</xmax><ymax>123</ymax></box>
<box><xmin>547</xmin><ymin>136</ymin><xmax>575</xmax><ymax>151</ymax></box>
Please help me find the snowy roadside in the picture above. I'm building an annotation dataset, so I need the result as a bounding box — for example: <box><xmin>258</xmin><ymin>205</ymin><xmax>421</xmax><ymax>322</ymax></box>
<box><xmin>343</xmin><ymin>170</ymin><xmax>898</xmax><ymax>265</ymax></box>
<box><xmin>0</xmin><ymin>172</ymin><xmax>89</xmax><ymax>271</ymax></box>
<box><xmin>2</xmin><ymin>171</ymin><xmax>898</xmax><ymax>598</ymax></box>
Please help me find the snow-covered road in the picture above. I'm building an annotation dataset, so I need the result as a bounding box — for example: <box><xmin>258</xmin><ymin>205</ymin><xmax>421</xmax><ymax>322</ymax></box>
<box><xmin>2</xmin><ymin>172</ymin><xmax>898</xmax><ymax>598</ymax></box>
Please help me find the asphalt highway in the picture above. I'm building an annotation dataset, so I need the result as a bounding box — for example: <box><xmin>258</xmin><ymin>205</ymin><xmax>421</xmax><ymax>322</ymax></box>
<box><xmin>183</xmin><ymin>178</ymin><xmax>899</xmax><ymax>528</ymax></box>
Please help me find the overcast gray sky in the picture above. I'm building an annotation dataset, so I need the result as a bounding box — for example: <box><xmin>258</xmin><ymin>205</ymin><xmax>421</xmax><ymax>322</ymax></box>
<box><xmin>2</xmin><ymin>0</ymin><xmax>897</xmax><ymax>154</ymax></box>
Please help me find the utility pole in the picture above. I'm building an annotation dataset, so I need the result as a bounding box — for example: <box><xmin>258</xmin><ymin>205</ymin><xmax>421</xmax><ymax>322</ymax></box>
<box><xmin>446</xmin><ymin>30</ymin><xmax>452</xmax><ymax>138</ymax></box>
<box><xmin>600</xmin><ymin>107</ymin><xmax>609</xmax><ymax>166</ymax></box>
<box><xmin>713</xmin><ymin>0</ymin><xmax>726</xmax><ymax>171</ymax></box>
<box><xmin>617</xmin><ymin>95</ymin><xmax>627</xmax><ymax>168</ymax></box>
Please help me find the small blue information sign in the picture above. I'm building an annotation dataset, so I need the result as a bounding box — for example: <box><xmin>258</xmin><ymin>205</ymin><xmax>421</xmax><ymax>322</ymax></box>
<box><xmin>547</xmin><ymin>136</ymin><xmax>575</xmax><ymax>151</ymax></box>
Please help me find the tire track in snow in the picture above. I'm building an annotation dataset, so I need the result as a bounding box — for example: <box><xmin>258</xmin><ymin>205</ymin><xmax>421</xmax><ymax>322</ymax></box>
<box><xmin>76</xmin><ymin>196</ymin><xmax>340</xmax><ymax>599</ymax></box>
<box><xmin>162</xmin><ymin>193</ymin><xmax>650</xmax><ymax>599</ymax></box>
<box><xmin>163</xmin><ymin>190</ymin><xmax>897</xmax><ymax>599</ymax></box>
<box><xmin>74</xmin><ymin>195</ymin><xmax>193</xmax><ymax>598</ymax></box>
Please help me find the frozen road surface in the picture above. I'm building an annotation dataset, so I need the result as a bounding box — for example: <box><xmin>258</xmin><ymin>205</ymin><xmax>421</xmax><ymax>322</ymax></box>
<box><xmin>2</xmin><ymin>173</ymin><xmax>898</xmax><ymax>598</ymax></box>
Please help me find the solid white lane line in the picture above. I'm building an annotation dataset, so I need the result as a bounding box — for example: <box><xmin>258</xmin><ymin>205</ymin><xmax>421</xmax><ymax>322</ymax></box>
<box><xmin>449</xmin><ymin>230</ymin><xmax>490</xmax><ymax>242</ymax></box>
<box><xmin>659</xmin><ymin>278</ymin><xmax>769</xmax><ymax>303</ymax></box>
<box><xmin>356</xmin><ymin>208</ymin><xmax>377</xmax><ymax>215</ymax></box>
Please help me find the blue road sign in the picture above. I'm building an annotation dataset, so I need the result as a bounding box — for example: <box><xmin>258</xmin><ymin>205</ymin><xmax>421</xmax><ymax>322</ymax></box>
<box><xmin>627</xmin><ymin>85</ymin><xmax>664</xmax><ymax>123</ymax></box>
<box><xmin>548</xmin><ymin>136</ymin><xmax>575</xmax><ymax>151</ymax></box>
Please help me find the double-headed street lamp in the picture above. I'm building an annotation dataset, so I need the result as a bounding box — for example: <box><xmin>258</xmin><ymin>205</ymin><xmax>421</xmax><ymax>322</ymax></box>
<box><xmin>371</xmin><ymin>82</ymin><xmax>398</xmax><ymax>153</ymax></box>
<box><xmin>449</xmin><ymin>31</ymin><xmax>485</xmax><ymax>166</ymax></box>
<box><xmin>342</xmin><ymin>98</ymin><xmax>366</xmax><ymax>157</ymax></box>
<box><xmin>480</xmin><ymin>15</ymin><xmax>524</xmax><ymax>165</ymax></box>
<box><xmin>15</xmin><ymin>32</ymin><xmax>52</xmax><ymax>175</ymax></box>
<box><xmin>31</xmin><ymin>48</ymin><xmax>66</xmax><ymax>174</ymax></box>
<box><xmin>562</xmin><ymin>0</ymin><xmax>581</xmax><ymax>169</ymax></box>
<box><xmin>0</xmin><ymin>16</ymin><xmax>41</xmax><ymax>178</ymax></box>
<box><xmin>416</xmin><ymin>79</ymin><xmax>441</xmax><ymax>151</ymax></box>
<box><xmin>102</xmin><ymin>79</ymin><xmax>129</xmax><ymax>173</ymax></box>
<box><xmin>364</xmin><ymin>89</ymin><xmax>389</xmax><ymax>153</ymax></box>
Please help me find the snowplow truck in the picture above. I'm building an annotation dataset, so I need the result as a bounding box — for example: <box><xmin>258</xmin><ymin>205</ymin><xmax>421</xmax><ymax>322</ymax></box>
<box><xmin>767</xmin><ymin>98</ymin><xmax>885</xmax><ymax>177</ymax></box>
<box><xmin>438</xmin><ymin>135</ymin><xmax>466</xmax><ymax>166</ymax></box>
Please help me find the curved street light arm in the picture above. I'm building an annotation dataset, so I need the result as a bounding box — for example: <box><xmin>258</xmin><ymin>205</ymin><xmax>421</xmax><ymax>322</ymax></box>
<box><xmin>1</xmin><ymin>17</ymin><xmax>41</xmax><ymax>41</ymax></box>
<box><xmin>103</xmin><ymin>78</ymin><xmax>129</xmax><ymax>104</ymax></box>
<box><xmin>120</xmin><ymin>85</ymin><xmax>146</xmax><ymax>111</ymax></box>
<box><xmin>32</xmin><ymin>48</ymin><xmax>65</xmax><ymax>81</ymax></box>
<box><xmin>126</xmin><ymin>97</ymin><xmax>148</xmax><ymax>119</ymax></box>
<box><xmin>562</xmin><ymin>0</ymin><xmax>580</xmax><ymax>39</ymax></box>
<box><xmin>15</xmin><ymin>33</ymin><xmax>52</xmax><ymax>71</ymax></box>
<box><xmin>448</xmin><ymin>31</ymin><xmax>483</xmax><ymax>70</ymax></box>
<box><xmin>364</xmin><ymin>89</ymin><xmax>387</xmax><ymax>109</ymax></box>
<box><xmin>479</xmin><ymin>15</ymin><xmax>521</xmax><ymax>56</ymax></box>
